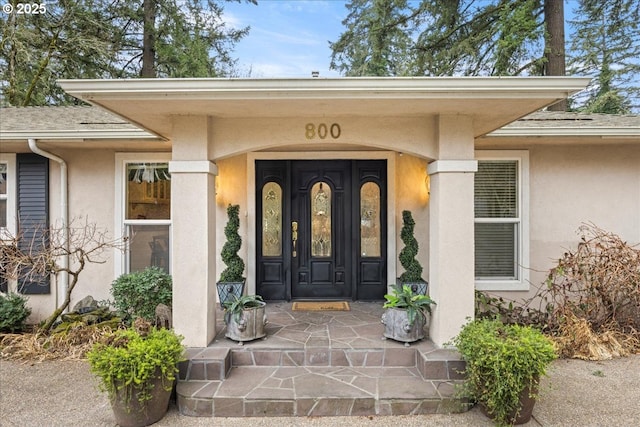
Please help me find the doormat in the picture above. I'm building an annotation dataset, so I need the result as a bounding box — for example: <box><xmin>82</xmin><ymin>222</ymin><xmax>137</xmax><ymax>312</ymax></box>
<box><xmin>292</xmin><ymin>301</ymin><xmax>350</xmax><ymax>311</ymax></box>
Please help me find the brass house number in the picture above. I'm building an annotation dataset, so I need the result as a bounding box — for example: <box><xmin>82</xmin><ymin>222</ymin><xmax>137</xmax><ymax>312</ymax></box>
<box><xmin>305</xmin><ymin>123</ymin><xmax>341</xmax><ymax>140</ymax></box>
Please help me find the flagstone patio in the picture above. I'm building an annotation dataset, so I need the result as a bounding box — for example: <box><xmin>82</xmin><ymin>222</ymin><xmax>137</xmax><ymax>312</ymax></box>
<box><xmin>176</xmin><ymin>301</ymin><xmax>467</xmax><ymax>417</ymax></box>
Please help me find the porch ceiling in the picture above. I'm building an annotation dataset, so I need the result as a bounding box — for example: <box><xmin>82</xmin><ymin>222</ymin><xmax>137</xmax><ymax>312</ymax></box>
<box><xmin>58</xmin><ymin>77</ymin><xmax>590</xmax><ymax>140</ymax></box>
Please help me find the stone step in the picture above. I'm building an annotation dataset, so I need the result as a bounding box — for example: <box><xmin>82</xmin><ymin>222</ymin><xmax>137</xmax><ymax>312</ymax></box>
<box><xmin>176</xmin><ymin>347</ymin><xmax>467</xmax><ymax>417</ymax></box>
<box><xmin>176</xmin><ymin>365</ymin><xmax>467</xmax><ymax>417</ymax></box>
<box><xmin>178</xmin><ymin>347</ymin><xmax>465</xmax><ymax>381</ymax></box>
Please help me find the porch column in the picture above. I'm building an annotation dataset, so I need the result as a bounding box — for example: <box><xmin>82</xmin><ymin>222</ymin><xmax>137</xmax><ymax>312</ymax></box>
<box><xmin>428</xmin><ymin>115</ymin><xmax>477</xmax><ymax>347</ymax></box>
<box><xmin>170</xmin><ymin>116</ymin><xmax>217</xmax><ymax>347</ymax></box>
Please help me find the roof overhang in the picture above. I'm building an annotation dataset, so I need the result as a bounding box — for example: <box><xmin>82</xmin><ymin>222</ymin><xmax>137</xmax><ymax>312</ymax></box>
<box><xmin>58</xmin><ymin>77</ymin><xmax>591</xmax><ymax>140</ymax></box>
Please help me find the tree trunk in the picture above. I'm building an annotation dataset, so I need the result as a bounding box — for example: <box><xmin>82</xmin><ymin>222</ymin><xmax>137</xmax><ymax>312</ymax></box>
<box><xmin>141</xmin><ymin>0</ymin><xmax>157</xmax><ymax>77</ymax></box>
<box><xmin>544</xmin><ymin>0</ymin><xmax>567</xmax><ymax>111</ymax></box>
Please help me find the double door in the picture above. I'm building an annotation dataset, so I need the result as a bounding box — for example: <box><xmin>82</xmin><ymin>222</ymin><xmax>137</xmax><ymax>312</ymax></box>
<box><xmin>256</xmin><ymin>160</ymin><xmax>387</xmax><ymax>300</ymax></box>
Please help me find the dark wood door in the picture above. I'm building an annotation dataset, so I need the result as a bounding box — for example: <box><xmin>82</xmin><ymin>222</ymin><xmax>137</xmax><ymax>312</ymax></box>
<box><xmin>291</xmin><ymin>160</ymin><xmax>351</xmax><ymax>299</ymax></box>
<box><xmin>256</xmin><ymin>160</ymin><xmax>387</xmax><ymax>301</ymax></box>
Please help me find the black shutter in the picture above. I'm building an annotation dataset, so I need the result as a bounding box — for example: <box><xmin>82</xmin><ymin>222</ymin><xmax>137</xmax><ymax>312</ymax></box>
<box><xmin>17</xmin><ymin>153</ymin><xmax>50</xmax><ymax>294</ymax></box>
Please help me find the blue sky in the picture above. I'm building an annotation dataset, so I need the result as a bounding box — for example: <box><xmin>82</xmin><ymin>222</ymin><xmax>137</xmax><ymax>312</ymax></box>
<box><xmin>223</xmin><ymin>1</ymin><xmax>581</xmax><ymax>79</ymax></box>
<box><xmin>224</xmin><ymin>1</ymin><xmax>347</xmax><ymax>77</ymax></box>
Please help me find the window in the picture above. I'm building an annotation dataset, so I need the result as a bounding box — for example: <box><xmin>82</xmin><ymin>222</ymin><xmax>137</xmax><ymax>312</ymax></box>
<box><xmin>475</xmin><ymin>151</ymin><xmax>529</xmax><ymax>291</ymax></box>
<box><xmin>116</xmin><ymin>154</ymin><xmax>171</xmax><ymax>274</ymax></box>
<box><xmin>360</xmin><ymin>182</ymin><xmax>381</xmax><ymax>257</ymax></box>
<box><xmin>261</xmin><ymin>182</ymin><xmax>282</xmax><ymax>257</ymax></box>
<box><xmin>0</xmin><ymin>155</ymin><xmax>16</xmax><ymax>292</ymax></box>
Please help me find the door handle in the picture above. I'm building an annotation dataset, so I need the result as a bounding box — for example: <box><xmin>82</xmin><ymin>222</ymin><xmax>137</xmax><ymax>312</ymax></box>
<box><xmin>292</xmin><ymin>221</ymin><xmax>298</xmax><ymax>257</ymax></box>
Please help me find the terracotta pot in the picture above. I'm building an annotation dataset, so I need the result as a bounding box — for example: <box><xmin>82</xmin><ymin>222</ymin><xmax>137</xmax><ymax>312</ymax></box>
<box><xmin>110</xmin><ymin>373</ymin><xmax>173</xmax><ymax>427</ymax></box>
<box><xmin>480</xmin><ymin>376</ymin><xmax>539</xmax><ymax>425</ymax></box>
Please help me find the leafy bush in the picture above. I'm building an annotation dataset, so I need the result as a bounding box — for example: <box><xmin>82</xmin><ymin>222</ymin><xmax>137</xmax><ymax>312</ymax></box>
<box><xmin>452</xmin><ymin>318</ymin><xmax>557</xmax><ymax>426</ymax></box>
<box><xmin>222</xmin><ymin>294</ymin><xmax>264</xmax><ymax>324</ymax></box>
<box><xmin>0</xmin><ymin>292</ymin><xmax>31</xmax><ymax>333</ymax></box>
<box><xmin>383</xmin><ymin>284</ymin><xmax>435</xmax><ymax>326</ymax></box>
<box><xmin>110</xmin><ymin>267</ymin><xmax>172</xmax><ymax>324</ymax></box>
<box><xmin>87</xmin><ymin>326</ymin><xmax>184</xmax><ymax>405</ymax></box>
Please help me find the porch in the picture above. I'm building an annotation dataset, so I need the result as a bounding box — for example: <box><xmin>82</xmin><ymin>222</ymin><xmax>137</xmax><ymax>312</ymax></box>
<box><xmin>176</xmin><ymin>301</ymin><xmax>466</xmax><ymax>417</ymax></box>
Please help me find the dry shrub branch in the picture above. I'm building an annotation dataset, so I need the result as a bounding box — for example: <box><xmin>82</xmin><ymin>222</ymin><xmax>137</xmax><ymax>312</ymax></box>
<box><xmin>542</xmin><ymin>223</ymin><xmax>640</xmax><ymax>358</ymax></box>
<box><xmin>477</xmin><ymin>223</ymin><xmax>640</xmax><ymax>359</ymax></box>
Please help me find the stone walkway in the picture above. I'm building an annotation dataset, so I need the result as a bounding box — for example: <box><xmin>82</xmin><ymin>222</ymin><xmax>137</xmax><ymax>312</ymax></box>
<box><xmin>176</xmin><ymin>302</ymin><xmax>465</xmax><ymax>417</ymax></box>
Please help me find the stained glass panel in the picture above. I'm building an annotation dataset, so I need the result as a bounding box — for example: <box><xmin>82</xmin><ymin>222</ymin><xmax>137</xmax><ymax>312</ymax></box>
<box><xmin>311</xmin><ymin>182</ymin><xmax>331</xmax><ymax>257</ymax></box>
<box><xmin>360</xmin><ymin>182</ymin><xmax>381</xmax><ymax>257</ymax></box>
<box><xmin>262</xmin><ymin>182</ymin><xmax>282</xmax><ymax>256</ymax></box>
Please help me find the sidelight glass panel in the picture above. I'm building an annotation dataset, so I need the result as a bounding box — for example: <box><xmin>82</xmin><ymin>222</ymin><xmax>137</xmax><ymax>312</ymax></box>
<box><xmin>360</xmin><ymin>182</ymin><xmax>381</xmax><ymax>257</ymax></box>
<box><xmin>262</xmin><ymin>182</ymin><xmax>282</xmax><ymax>256</ymax></box>
<box><xmin>311</xmin><ymin>181</ymin><xmax>331</xmax><ymax>257</ymax></box>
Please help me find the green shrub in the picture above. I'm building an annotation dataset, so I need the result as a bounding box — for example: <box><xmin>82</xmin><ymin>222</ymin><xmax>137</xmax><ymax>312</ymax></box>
<box><xmin>398</xmin><ymin>210</ymin><xmax>423</xmax><ymax>283</ymax></box>
<box><xmin>452</xmin><ymin>318</ymin><xmax>557</xmax><ymax>426</ymax></box>
<box><xmin>0</xmin><ymin>292</ymin><xmax>31</xmax><ymax>333</ymax></box>
<box><xmin>219</xmin><ymin>204</ymin><xmax>245</xmax><ymax>282</ymax></box>
<box><xmin>110</xmin><ymin>267</ymin><xmax>172</xmax><ymax>324</ymax></box>
<box><xmin>383</xmin><ymin>284</ymin><xmax>435</xmax><ymax>326</ymax></box>
<box><xmin>87</xmin><ymin>326</ymin><xmax>184</xmax><ymax>405</ymax></box>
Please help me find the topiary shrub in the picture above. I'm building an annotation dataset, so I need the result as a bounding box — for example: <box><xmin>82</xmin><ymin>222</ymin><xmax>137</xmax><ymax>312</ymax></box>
<box><xmin>0</xmin><ymin>292</ymin><xmax>31</xmax><ymax>333</ymax></box>
<box><xmin>219</xmin><ymin>204</ymin><xmax>245</xmax><ymax>282</ymax></box>
<box><xmin>110</xmin><ymin>267</ymin><xmax>172</xmax><ymax>324</ymax></box>
<box><xmin>398</xmin><ymin>210</ymin><xmax>424</xmax><ymax>283</ymax></box>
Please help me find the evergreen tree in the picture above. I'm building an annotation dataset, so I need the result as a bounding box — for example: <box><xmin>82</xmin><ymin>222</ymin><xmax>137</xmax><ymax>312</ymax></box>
<box><xmin>330</xmin><ymin>0</ymin><xmax>419</xmax><ymax>76</ymax></box>
<box><xmin>0</xmin><ymin>0</ymin><xmax>256</xmax><ymax>106</ymax></box>
<box><xmin>568</xmin><ymin>0</ymin><xmax>640</xmax><ymax>113</ymax></box>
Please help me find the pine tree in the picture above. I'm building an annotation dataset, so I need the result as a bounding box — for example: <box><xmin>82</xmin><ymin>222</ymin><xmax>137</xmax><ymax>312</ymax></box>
<box><xmin>568</xmin><ymin>0</ymin><xmax>640</xmax><ymax>113</ymax></box>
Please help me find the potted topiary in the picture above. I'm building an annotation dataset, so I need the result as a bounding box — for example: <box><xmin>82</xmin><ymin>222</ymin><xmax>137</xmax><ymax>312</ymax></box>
<box><xmin>381</xmin><ymin>284</ymin><xmax>435</xmax><ymax>345</ymax></box>
<box><xmin>398</xmin><ymin>210</ymin><xmax>428</xmax><ymax>295</ymax></box>
<box><xmin>216</xmin><ymin>204</ymin><xmax>245</xmax><ymax>307</ymax></box>
<box><xmin>452</xmin><ymin>318</ymin><xmax>557</xmax><ymax>426</ymax></box>
<box><xmin>87</xmin><ymin>319</ymin><xmax>185</xmax><ymax>427</ymax></box>
<box><xmin>223</xmin><ymin>294</ymin><xmax>267</xmax><ymax>344</ymax></box>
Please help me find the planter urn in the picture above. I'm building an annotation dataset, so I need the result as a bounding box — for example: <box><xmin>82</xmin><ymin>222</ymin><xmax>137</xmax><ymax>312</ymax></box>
<box><xmin>381</xmin><ymin>307</ymin><xmax>428</xmax><ymax>343</ymax></box>
<box><xmin>110</xmin><ymin>371</ymin><xmax>173</xmax><ymax>427</ymax></box>
<box><xmin>225</xmin><ymin>301</ymin><xmax>268</xmax><ymax>344</ymax></box>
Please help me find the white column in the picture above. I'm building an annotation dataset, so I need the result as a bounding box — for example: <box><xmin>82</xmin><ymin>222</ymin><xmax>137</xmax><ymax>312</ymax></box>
<box><xmin>428</xmin><ymin>115</ymin><xmax>476</xmax><ymax>347</ymax></box>
<box><xmin>169</xmin><ymin>160</ymin><xmax>218</xmax><ymax>347</ymax></box>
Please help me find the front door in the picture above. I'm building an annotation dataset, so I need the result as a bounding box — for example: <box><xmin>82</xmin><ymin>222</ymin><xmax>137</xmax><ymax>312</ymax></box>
<box><xmin>256</xmin><ymin>160</ymin><xmax>386</xmax><ymax>301</ymax></box>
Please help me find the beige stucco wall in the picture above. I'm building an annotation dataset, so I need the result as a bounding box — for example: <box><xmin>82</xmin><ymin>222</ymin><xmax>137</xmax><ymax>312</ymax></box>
<box><xmin>486</xmin><ymin>142</ymin><xmax>640</xmax><ymax>302</ymax></box>
<box><xmin>10</xmin><ymin>149</ymin><xmax>118</xmax><ymax>324</ymax></box>
<box><xmin>395</xmin><ymin>154</ymin><xmax>430</xmax><ymax>282</ymax></box>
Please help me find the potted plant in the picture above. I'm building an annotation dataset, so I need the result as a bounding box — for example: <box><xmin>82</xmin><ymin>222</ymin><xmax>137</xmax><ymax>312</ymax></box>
<box><xmin>223</xmin><ymin>294</ymin><xmax>267</xmax><ymax>344</ymax></box>
<box><xmin>381</xmin><ymin>284</ymin><xmax>435</xmax><ymax>344</ymax></box>
<box><xmin>398</xmin><ymin>210</ymin><xmax>427</xmax><ymax>295</ymax></box>
<box><xmin>216</xmin><ymin>204</ymin><xmax>245</xmax><ymax>307</ymax></box>
<box><xmin>452</xmin><ymin>318</ymin><xmax>557</xmax><ymax>426</ymax></box>
<box><xmin>87</xmin><ymin>319</ymin><xmax>185</xmax><ymax>427</ymax></box>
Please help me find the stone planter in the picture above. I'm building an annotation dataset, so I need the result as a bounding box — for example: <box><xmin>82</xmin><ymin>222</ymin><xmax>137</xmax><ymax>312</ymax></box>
<box><xmin>479</xmin><ymin>376</ymin><xmax>539</xmax><ymax>425</ymax></box>
<box><xmin>225</xmin><ymin>301</ymin><xmax>267</xmax><ymax>344</ymax></box>
<box><xmin>110</xmin><ymin>371</ymin><xmax>173</xmax><ymax>427</ymax></box>
<box><xmin>381</xmin><ymin>307</ymin><xmax>428</xmax><ymax>344</ymax></box>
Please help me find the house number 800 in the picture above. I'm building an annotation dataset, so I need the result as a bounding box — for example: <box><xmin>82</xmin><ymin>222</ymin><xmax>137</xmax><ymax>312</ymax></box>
<box><xmin>305</xmin><ymin>123</ymin><xmax>341</xmax><ymax>140</ymax></box>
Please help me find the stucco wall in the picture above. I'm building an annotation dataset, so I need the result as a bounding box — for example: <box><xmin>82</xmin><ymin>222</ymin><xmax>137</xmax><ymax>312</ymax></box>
<box><xmin>395</xmin><ymin>154</ymin><xmax>430</xmax><ymax>283</ymax></box>
<box><xmin>490</xmin><ymin>142</ymin><xmax>640</xmax><ymax>302</ymax></box>
<box><xmin>18</xmin><ymin>149</ymin><xmax>118</xmax><ymax>323</ymax></box>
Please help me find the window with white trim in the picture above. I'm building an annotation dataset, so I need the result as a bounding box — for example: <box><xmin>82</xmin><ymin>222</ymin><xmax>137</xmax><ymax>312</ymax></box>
<box><xmin>116</xmin><ymin>154</ymin><xmax>171</xmax><ymax>274</ymax></box>
<box><xmin>0</xmin><ymin>155</ymin><xmax>16</xmax><ymax>292</ymax></box>
<box><xmin>474</xmin><ymin>151</ymin><xmax>529</xmax><ymax>291</ymax></box>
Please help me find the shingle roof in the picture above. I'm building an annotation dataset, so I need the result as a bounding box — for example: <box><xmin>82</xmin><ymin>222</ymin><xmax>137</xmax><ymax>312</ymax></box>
<box><xmin>502</xmin><ymin>111</ymin><xmax>640</xmax><ymax>129</ymax></box>
<box><xmin>0</xmin><ymin>106</ymin><xmax>136</xmax><ymax>132</ymax></box>
<box><xmin>1</xmin><ymin>105</ymin><xmax>639</xmax><ymax>139</ymax></box>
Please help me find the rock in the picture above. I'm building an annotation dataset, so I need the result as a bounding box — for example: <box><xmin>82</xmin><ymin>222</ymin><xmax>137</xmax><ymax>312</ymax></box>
<box><xmin>72</xmin><ymin>295</ymin><xmax>98</xmax><ymax>313</ymax></box>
